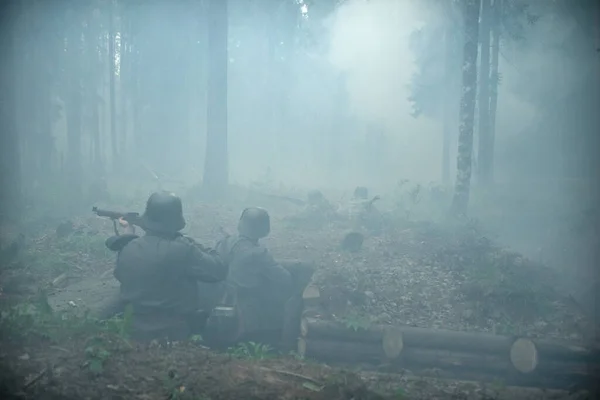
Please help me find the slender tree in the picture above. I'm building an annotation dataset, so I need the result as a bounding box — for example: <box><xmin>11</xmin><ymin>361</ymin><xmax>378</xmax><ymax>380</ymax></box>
<box><xmin>487</xmin><ymin>0</ymin><xmax>502</xmax><ymax>184</ymax></box>
<box><xmin>202</xmin><ymin>0</ymin><xmax>229</xmax><ymax>196</ymax></box>
<box><xmin>108</xmin><ymin>0</ymin><xmax>118</xmax><ymax>169</ymax></box>
<box><xmin>441</xmin><ymin>15</ymin><xmax>460</xmax><ymax>183</ymax></box>
<box><xmin>477</xmin><ymin>0</ymin><xmax>492</xmax><ymax>185</ymax></box>
<box><xmin>64</xmin><ymin>7</ymin><xmax>85</xmax><ymax>199</ymax></box>
<box><xmin>451</xmin><ymin>0</ymin><xmax>481</xmax><ymax>216</ymax></box>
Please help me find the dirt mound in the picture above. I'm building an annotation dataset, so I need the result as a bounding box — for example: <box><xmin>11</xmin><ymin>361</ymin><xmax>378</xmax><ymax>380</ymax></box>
<box><xmin>5</xmin><ymin>202</ymin><xmax>590</xmax><ymax>340</ymax></box>
<box><xmin>0</xmin><ymin>333</ymin><xmax>387</xmax><ymax>400</ymax></box>
<box><xmin>269</xmin><ymin>216</ymin><xmax>588</xmax><ymax>340</ymax></box>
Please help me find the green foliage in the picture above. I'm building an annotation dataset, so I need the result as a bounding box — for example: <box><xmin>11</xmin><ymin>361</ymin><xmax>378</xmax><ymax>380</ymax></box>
<box><xmin>102</xmin><ymin>304</ymin><xmax>133</xmax><ymax>339</ymax></box>
<box><xmin>288</xmin><ymin>350</ymin><xmax>305</xmax><ymax>360</ymax></box>
<box><xmin>394</xmin><ymin>387</ymin><xmax>407</xmax><ymax>399</ymax></box>
<box><xmin>84</xmin><ymin>336</ymin><xmax>112</xmax><ymax>375</ymax></box>
<box><xmin>227</xmin><ymin>341</ymin><xmax>274</xmax><ymax>360</ymax></box>
<box><xmin>189</xmin><ymin>334</ymin><xmax>204</xmax><ymax>344</ymax></box>
<box><xmin>337</xmin><ymin>311</ymin><xmax>371</xmax><ymax>332</ymax></box>
<box><xmin>0</xmin><ymin>293</ymin><xmax>132</xmax><ymax>345</ymax></box>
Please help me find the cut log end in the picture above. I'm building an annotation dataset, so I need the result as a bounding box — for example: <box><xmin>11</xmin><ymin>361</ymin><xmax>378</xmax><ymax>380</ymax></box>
<box><xmin>297</xmin><ymin>337</ymin><xmax>307</xmax><ymax>358</ymax></box>
<box><xmin>511</xmin><ymin>338</ymin><xmax>539</xmax><ymax>373</ymax></box>
<box><xmin>302</xmin><ymin>285</ymin><xmax>321</xmax><ymax>308</ymax></box>
<box><xmin>300</xmin><ymin>317</ymin><xmax>309</xmax><ymax>338</ymax></box>
<box><xmin>382</xmin><ymin>327</ymin><xmax>404</xmax><ymax>360</ymax></box>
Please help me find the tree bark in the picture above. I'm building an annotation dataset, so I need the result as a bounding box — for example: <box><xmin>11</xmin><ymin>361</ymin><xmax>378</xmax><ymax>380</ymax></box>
<box><xmin>487</xmin><ymin>0</ymin><xmax>502</xmax><ymax>184</ymax></box>
<box><xmin>441</xmin><ymin>25</ymin><xmax>453</xmax><ymax>184</ymax></box>
<box><xmin>0</xmin><ymin>0</ymin><xmax>21</xmax><ymax>220</ymax></box>
<box><xmin>298</xmin><ymin>338</ymin><xmax>384</xmax><ymax>363</ymax></box>
<box><xmin>202</xmin><ymin>0</ymin><xmax>229</xmax><ymax>197</ymax></box>
<box><xmin>477</xmin><ymin>0</ymin><xmax>492</xmax><ymax>186</ymax></box>
<box><xmin>119</xmin><ymin>12</ymin><xmax>128</xmax><ymax>167</ymax></box>
<box><xmin>66</xmin><ymin>22</ymin><xmax>84</xmax><ymax>200</ymax></box>
<box><xmin>108</xmin><ymin>0</ymin><xmax>118</xmax><ymax>169</ymax></box>
<box><xmin>298</xmin><ymin>337</ymin><xmax>597</xmax><ymax>390</ymax></box>
<box><xmin>450</xmin><ymin>0</ymin><xmax>481</xmax><ymax>216</ymax></box>
<box><xmin>300</xmin><ymin>317</ymin><xmax>514</xmax><ymax>353</ymax></box>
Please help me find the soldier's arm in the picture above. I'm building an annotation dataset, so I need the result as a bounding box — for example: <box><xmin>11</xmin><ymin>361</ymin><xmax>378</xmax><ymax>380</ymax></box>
<box><xmin>181</xmin><ymin>238</ymin><xmax>229</xmax><ymax>283</ymax></box>
<box><xmin>253</xmin><ymin>247</ymin><xmax>293</xmax><ymax>286</ymax></box>
<box><xmin>105</xmin><ymin>234</ymin><xmax>139</xmax><ymax>252</ymax></box>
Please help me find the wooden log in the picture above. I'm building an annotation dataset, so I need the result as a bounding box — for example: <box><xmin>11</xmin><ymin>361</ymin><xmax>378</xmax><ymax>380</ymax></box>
<box><xmin>300</xmin><ymin>318</ymin><xmax>384</xmax><ymax>343</ymax></box>
<box><xmin>513</xmin><ymin>337</ymin><xmax>600</xmax><ymax>363</ymax></box>
<box><xmin>301</xmin><ymin>317</ymin><xmax>513</xmax><ymax>353</ymax></box>
<box><xmin>399</xmin><ymin>347</ymin><xmax>512</xmax><ymax>374</ymax></box>
<box><xmin>299</xmin><ymin>338</ymin><xmax>596</xmax><ymax>390</ymax></box>
<box><xmin>381</xmin><ymin>326</ymin><xmax>404</xmax><ymax>359</ymax></box>
<box><xmin>297</xmin><ymin>337</ymin><xmax>383</xmax><ymax>363</ymax></box>
<box><xmin>509</xmin><ymin>337</ymin><xmax>600</xmax><ymax>374</ymax></box>
<box><xmin>510</xmin><ymin>338</ymin><xmax>539</xmax><ymax>373</ymax></box>
<box><xmin>298</xmin><ymin>333</ymin><xmax>403</xmax><ymax>362</ymax></box>
<box><xmin>302</xmin><ymin>285</ymin><xmax>320</xmax><ymax>308</ymax></box>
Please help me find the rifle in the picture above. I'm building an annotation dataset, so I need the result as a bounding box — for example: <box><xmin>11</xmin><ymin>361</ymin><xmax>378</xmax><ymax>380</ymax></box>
<box><xmin>92</xmin><ymin>207</ymin><xmax>141</xmax><ymax>235</ymax></box>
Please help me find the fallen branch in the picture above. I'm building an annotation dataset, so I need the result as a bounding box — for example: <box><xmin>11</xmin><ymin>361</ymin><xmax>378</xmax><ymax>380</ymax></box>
<box><xmin>23</xmin><ymin>368</ymin><xmax>47</xmax><ymax>389</ymax></box>
<box><xmin>258</xmin><ymin>367</ymin><xmax>323</xmax><ymax>386</ymax></box>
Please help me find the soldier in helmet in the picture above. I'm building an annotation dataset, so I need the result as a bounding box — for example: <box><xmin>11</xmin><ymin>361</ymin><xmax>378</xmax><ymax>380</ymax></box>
<box><xmin>103</xmin><ymin>191</ymin><xmax>228</xmax><ymax>342</ymax></box>
<box><xmin>211</xmin><ymin>207</ymin><xmax>314</xmax><ymax>348</ymax></box>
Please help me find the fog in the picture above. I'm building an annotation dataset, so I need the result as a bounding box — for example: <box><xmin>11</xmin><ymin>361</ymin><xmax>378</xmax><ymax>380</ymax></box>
<box><xmin>3</xmin><ymin>0</ymin><xmax>597</xmax><ymax>296</ymax></box>
<box><xmin>1</xmin><ymin>0</ymin><xmax>600</xmax><ymax>395</ymax></box>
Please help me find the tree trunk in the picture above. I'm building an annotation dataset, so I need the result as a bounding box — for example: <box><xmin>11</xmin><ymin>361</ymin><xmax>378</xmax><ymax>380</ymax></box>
<box><xmin>450</xmin><ymin>0</ymin><xmax>481</xmax><ymax>216</ymax></box>
<box><xmin>441</xmin><ymin>25</ymin><xmax>454</xmax><ymax>184</ymax></box>
<box><xmin>477</xmin><ymin>0</ymin><xmax>492</xmax><ymax>186</ymax></box>
<box><xmin>266</xmin><ymin>4</ymin><xmax>279</xmax><ymax>165</ymax></box>
<box><xmin>202</xmin><ymin>0</ymin><xmax>229</xmax><ymax>196</ymax></box>
<box><xmin>66</xmin><ymin>25</ymin><xmax>84</xmax><ymax>200</ymax></box>
<box><xmin>119</xmin><ymin>17</ymin><xmax>128</xmax><ymax>168</ymax></box>
<box><xmin>487</xmin><ymin>0</ymin><xmax>502</xmax><ymax>184</ymax></box>
<box><xmin>108</xmin><ymin>0</ymin><xmax>118</xmax><ymax>170</ymax></box>
<box><xmin>0</xmin><ymin>0</ymin><xmax>21</xmax><ymax>221</ymax></box>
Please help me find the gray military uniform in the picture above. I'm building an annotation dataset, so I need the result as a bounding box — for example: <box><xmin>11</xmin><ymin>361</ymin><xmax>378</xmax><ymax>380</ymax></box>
<box><xmin>215</xmin><ymin>234</ymin><xmax>293</xmax><ymax>334</ymax></box>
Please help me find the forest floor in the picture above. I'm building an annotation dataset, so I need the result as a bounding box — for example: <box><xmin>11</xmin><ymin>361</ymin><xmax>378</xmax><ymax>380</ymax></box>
<box><xmin>0</xmin><ymin>189</ymin><xmax>596</xmax><ymax>400</ymax></box>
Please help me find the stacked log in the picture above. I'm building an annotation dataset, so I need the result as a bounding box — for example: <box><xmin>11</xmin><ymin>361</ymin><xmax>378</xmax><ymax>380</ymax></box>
<box><xmin>297</xmin><ymin>317</ymin><xmax>600</xmax><ymax>390</ymax></box>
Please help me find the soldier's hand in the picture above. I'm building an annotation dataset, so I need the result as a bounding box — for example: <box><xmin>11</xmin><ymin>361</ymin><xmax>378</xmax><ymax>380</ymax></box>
<box><xmin>118</xmin><ymin>218</ymin><xmax>135</xmax><ymax>234</ymax></box>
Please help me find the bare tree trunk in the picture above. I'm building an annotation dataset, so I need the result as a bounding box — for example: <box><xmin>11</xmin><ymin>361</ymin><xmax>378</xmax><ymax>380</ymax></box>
<box><xmin>477</xmin><ymin>0</ymin><xmax>492</xmax><ymax>185</ymax></box>
<box><xmin>450</xmin><ymin>0</ymin><xmax>481</xmax><ymax>216</ymax></box>
<box><xmin>0</xmin><ymin>1</ymin><xmax>21</xmax><ymax>220</ymax></box>
<box><xmin>66</xmin><ymin>26</ymin><xmax>84</xmax><ymax>200</ymax></box>
<box><xmin>442</xmin><ymin>25</ymin><xmax>454</xmax><ymax>184</ymax></box>
<box><xmin>202</xmin><ymin>0</ymin><xmax>229</xmax><ymax>196</ymax></box>
<box><xmin>487</xmin><ymin>0</ymin><xmax>502</xmax><ymax>184</ymax></box>
<box><xmin>119</xmin><ymin>20</ymin><xmax>128</xmax><ymax>168</ymax></box>
<box><xmin>108</xmin><ymin>0</ymin><xmax>118</xmax><ymax>169</ymax></box>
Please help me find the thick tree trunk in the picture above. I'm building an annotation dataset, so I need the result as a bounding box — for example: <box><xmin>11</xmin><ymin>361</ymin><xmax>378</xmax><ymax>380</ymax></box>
<box><xmin>477</xmin><ymin>0</ymin><xmax>492</xmax><ymax>185</ymax></box>
<box><xmin>108</xmin><ymin>0</ymin><xmax>118</xmax><ymax>169</ymax></box>
<box><xmin>450</xmin><ymin>0</ymin><xmax>481</xmax><ymax>216</ymax></box>
<box><xmin>487</xmin><ymin>0</ymin><xmax>502</xmax><ymax>183</ymax></box>
<box><xmin>0</xmin><ymin>1</ymin><xmax>21</xmax><ymax>220</ymax></box>
<box><xmin>202</xmin><ymin>0</ymin><xmax>229</xmax><ymax>196</ymax></box>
